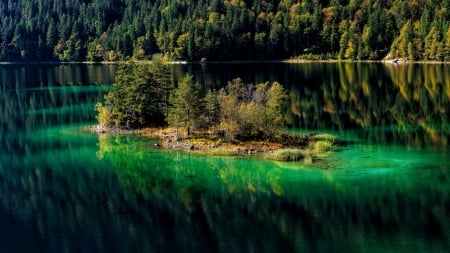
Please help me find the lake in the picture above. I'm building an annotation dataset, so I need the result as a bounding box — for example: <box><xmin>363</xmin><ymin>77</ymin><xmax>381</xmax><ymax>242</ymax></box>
<box><xmin>0</xmin><ymin>62</ymin><xmax>448</xmax><ymax>253</ymax></box>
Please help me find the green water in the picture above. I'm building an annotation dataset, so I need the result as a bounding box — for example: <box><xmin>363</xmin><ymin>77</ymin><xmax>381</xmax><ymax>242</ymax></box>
<box><xmin>0</xmin><ymin>63</ymin><xmax>448</xmax><ymax>253</ymax></box>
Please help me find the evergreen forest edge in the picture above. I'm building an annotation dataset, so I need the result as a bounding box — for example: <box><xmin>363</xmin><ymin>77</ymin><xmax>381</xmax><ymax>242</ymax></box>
<box><xmin>2</xmin><ymin>0</ymin><xmax>450</xmax><ymax>62</ymax></box>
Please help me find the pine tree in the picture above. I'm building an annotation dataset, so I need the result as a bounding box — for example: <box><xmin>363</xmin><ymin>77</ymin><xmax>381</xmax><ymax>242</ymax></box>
<box><xmin>96</xmin><ymin>59</ymin><xmax>173</xmax><ymax>129</ymax></box>
<box><xmin>167</xmin><ymin>75</ymin><xmax>201</xmax><ymax>138</ymax></box>
<box><xmin>201</xmin><ymin>89</ymin><xmax>219</xmax><ymax>130</ymax></box>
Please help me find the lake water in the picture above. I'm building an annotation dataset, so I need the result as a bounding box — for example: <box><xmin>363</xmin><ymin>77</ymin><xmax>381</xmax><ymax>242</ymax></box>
<box><xmin>0</xmin><ymin>62</ymin><xmax>448</xmax><ymax>252</ymax></box>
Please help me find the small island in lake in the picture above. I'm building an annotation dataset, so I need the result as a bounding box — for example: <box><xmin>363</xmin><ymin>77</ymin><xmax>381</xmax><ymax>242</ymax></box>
<box><xmin>92</xmin><ymin>59</ymin><xmax>337</xmax><ymax>162</ymax></box>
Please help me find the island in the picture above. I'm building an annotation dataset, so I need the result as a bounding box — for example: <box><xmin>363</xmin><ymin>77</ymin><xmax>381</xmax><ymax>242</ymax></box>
<box><xmin>91</xmin><ymin>59</ymin><xmax>337</xmax><ymax>162</ymax></box>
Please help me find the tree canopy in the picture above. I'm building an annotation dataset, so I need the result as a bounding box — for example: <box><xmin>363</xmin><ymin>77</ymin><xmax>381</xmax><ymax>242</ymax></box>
<box><xmin>217</xmin><ymin>78</ymin><xmax>287</xmax><ymax>141</ymax></box>
<box><xmin>97</xmin><ymin>61</ymin><xmax>288</xmax><ymax>141</ymax></box>
<box><xmin>167</xmin><ymin>74</ymin><xmax>201</xmax><ymax>137</ymax></box>
<box><xmin>3</xmin><ymin>0</ymin><xmax>450</xmax><ymax>61</ymax></box>
<box><xmin>96</xmin><ymin>59</ymin><xmax>172</xmax><ymax>128</ymax></box>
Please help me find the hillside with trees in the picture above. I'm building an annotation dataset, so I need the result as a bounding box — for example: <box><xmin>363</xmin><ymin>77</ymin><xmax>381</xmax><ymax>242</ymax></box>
<box><xmin>2</xmin><ymin>0</ymin><xmax>450</xmax><ymax>61</ymax></box>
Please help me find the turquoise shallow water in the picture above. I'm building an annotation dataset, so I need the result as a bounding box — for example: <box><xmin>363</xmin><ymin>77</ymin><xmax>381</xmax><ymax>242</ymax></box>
<box><xmin>0</xmin><ymin>63</ymin><xmax>449</xmax><ymax>252</ymax></box>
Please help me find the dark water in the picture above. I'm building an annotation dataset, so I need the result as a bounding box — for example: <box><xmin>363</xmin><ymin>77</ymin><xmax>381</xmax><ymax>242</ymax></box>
<box><xmin>0</xmin><ymin>62</ymin><xmax>448</xmax><ymax>253</ymax></box>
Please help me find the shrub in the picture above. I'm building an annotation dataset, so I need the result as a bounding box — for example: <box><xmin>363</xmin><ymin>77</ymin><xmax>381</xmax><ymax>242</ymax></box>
<box><xmin>268</xmin><ymin>149</ymin><xmax>305</xmax><ymax>161</ymax></box>
<box><xmin>313</xmin><ymin>140</ymin><xmax>335</xmax><ymax>153</ymax></box>
<box><xmin>95</xmin><ymin>102</ymin><xmax>112</xmax><ymax>127</ymax></box>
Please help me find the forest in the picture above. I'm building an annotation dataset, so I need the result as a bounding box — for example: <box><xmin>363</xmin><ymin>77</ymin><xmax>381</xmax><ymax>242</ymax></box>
<box><xmin>2</xmin><ymin>0</ymin><xmax>450</xmax><ymax>61</ymax></box>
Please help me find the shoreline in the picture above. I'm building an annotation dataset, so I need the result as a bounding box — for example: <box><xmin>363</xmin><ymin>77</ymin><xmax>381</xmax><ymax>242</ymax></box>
<box><xmin>88</xmin><ymin>125</ymin><xmax>337</xmax><ymax>162</ymax></box>
<box><xmin>3</xmin><ymin>58</ymin><xmax>450</xmax><ymax>65</ymax></box>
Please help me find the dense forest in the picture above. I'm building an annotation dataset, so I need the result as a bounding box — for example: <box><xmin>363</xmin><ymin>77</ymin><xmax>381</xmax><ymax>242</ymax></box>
<box><xmin>2</xmin><ymin>0</ymin><xmax>450</xmax><ymax>61</ymax></box>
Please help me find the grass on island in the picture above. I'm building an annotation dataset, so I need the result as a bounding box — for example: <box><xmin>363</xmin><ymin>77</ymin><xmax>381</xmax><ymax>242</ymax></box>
<box><xmin>92</xmin><ymin>126</ymin><xmax>339</xmax><ymax>163</ymax></box>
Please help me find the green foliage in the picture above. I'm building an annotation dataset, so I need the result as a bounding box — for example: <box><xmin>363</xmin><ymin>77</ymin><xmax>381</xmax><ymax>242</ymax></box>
<box><xmin>95</xmin><ymin>102</ymin><xmax>112</xmax><ymax>127</ymax></box>
<box><xmin>266</xmin><ymin>82</ymin><xmax>288</xmax><ymax>135</ymax></box>
<box><xmin>217</xmin><ymin>80</ymin><xmax>242</xmax><ymax>142</ymax></box>
<box><xmin>96</xmin><ymin>59</ymin><xmax>172</xmax><ymax>128</ymax></box>
<box><xmin>102</xmin><ymin>69</ymin><xmax>284</xmax><ymax>140</ymax></box>
<box><xmin>313</xmin><ymin>140</ymin><xmax>335</xmax><ymax>153</ymax></box>
<box><xmin>167</xmin><ymin>75</ymin><xmax>201</xmax><ymax>137</ymax></box>
<box><xmin>216</xmin><ymin>78</ymin><xmax>288</xmax><ymax>141</ymax></box>
<box><xmin>3</xmin><ymin>0</ymin><xmax>450</xmax><ymax>61</ymax></box>
<box><xmin>201</xmin><ymin>89</ymin><xmax>220</xmax><ymax>130</ymax></box>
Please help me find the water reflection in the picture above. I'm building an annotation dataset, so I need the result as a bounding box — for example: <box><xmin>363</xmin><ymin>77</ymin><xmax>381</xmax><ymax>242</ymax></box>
<box><xmin>2</xmin><ymin>135</ymin><xmax>448</xmax><ymax>252</ymax></box>
<box><xmin>0</xmin><ymin>64</ymin><xmax>115</xmax><ymax>157</ymax></box>
<box><xmin>176</xmin><ymin>62</ymin><xmax>449</xmax><ymax>147</ymax></box>
<box><xmin>96</xmin><ymin>136</ymin><xmax>450</xmax><ymax>252</ymax></box>
<box><xmin>2</xmin><ymin>62</ymin><xmax>448</xmax><ymax>148</ymax></box>
<box><xmin>0</xmin><ymin>63</ymin><xmax>449</xmax><ymax>252</ymax></box>
<box><xmin>289</xmin><ymin>63</ymin><xmax>449</xmax><ymax>146</ymax></box>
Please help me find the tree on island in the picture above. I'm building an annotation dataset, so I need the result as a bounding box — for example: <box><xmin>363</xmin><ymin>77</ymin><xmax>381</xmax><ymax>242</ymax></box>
<box><xmin>95</xmin><ymin>58</ymin><xmax>172</xmax><ymax>128</ymax></box>
<box><xmin>217</xmin><ymin>78</ymin><xmax>287</xmax><ymax>141</ymax></box>
<box><xmin>201</xmin><ymin>89</ymin><xmax>220</xmax><ymax>132</ymax></box>
<box><xmin>167</xmin><ymin>75</ymin><xmax>201</xmax><ymax>138</ymax></box>
<box><xmin>96</xmin><ymin>61</ymin><xmax>288</xmax><ymax>142</ymax></box>
<box><xmin>166</xmin><ymin>76</ymin><xmax>288</xmax><ymax>142</ymax></box>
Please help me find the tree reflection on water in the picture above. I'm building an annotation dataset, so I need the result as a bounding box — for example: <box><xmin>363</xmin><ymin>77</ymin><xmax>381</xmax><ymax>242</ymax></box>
<box><xmin>284</xmin><ymin>63</ymin><xmax>449</xmax><ymax>147</ymax></box>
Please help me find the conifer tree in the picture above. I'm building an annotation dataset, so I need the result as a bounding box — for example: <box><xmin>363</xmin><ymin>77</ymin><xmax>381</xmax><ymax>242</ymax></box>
<box><xmin>4</xmin><ymin>0</ymin><xmax>450</xmax><ymax>61</ymax></box>
<box><xmin>96</xmin><ymin>59</ymin><xmax>172</xmax><ymax>128</ymax></box>
<box><xmin>167</xmin><ymin>75</ymin><xmax>201</xmax><ymax>138</ymax></box>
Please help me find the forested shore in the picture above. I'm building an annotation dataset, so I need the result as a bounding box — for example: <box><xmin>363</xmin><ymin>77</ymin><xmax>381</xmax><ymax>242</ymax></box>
<box><xmin>2</xmin><ymin>0</ymin><xmax>450</xmax><ymax>62</ymax></box>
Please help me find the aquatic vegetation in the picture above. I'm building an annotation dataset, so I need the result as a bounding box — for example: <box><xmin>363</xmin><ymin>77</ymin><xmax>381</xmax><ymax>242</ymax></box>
<box><xmin>313</xmin><ymin>140</ymin><xmax>335</xmax><ymax>153</ymax></box>
<box><xmin>265</xmin><ymin>149</ymin><xmax>305</xmax><ymax>161</ymax></box>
